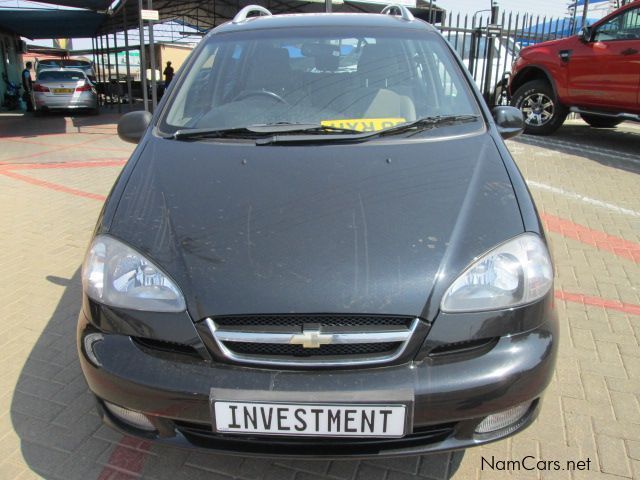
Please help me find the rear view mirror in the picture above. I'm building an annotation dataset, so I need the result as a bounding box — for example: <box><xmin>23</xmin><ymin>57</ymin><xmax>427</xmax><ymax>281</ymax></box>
<box><xmin>117</xmin><ymin>111</ymin><xmax>152</xmax><ymax>144</ymax></box>
<box><xmin>492</xmin><ymin>106</ymin><xmax>524</xmax><ymax>140</ymax></box>
<box><xmin>579</xmin><ymin>26</ymin><xmax>591</xmax><ymax>43</ymax></box>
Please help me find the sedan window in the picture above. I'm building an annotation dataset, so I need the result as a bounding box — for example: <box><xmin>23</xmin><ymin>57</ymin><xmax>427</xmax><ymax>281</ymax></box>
<box><xmin>38</xmin><ymin>71</ymin><xmax>86</xmax><ymax>82</ymax></box>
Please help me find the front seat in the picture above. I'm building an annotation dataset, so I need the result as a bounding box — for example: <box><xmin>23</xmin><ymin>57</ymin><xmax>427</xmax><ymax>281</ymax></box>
<box><xmin>352</xmin><ymin>44</ymin><xmax>416</xmax><ymax>121</ymax></box>
<box><xmin>242</xmin><ymin>46</ymin><xmax>293</xmax><ymax>96</ymax></box>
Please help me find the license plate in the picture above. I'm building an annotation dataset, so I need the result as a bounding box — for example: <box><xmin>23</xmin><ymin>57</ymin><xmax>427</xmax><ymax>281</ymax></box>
<box><xmin>53</xmin><ymin>88</ymin><xmax>73</xmax><ymax>94</ymax></box>
<box><xmin>213</xmin><ymin>401</ymin><xmax>407</xmax><ymax>437</ymax></box>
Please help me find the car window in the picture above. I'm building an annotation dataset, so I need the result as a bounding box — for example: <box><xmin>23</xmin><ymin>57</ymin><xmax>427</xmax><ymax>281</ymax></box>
<box><xmin>594</xmin><ymin>7</ymin><xmax>640</xmax><ymax>41</ymax></box>
<box><xmin>162</xmin><ymin>27</ymin><xmax>480</xmax><ymax>134</ymax></box>
<box><xmin>37</xmin><ymin>60</ymin><xmax>60</xmax><ymax>70</ymax></box>
<box><xmin>38</xmin><ymin>71</ymin><xmax>86</xmax><ymax>81</ymax></box>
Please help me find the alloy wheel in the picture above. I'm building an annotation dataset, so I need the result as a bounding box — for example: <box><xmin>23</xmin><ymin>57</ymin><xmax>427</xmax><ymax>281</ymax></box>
<box><xmin>520</xmin><ymin>93</ymin><xmax>555</xmax><ymax>126</ymax></box>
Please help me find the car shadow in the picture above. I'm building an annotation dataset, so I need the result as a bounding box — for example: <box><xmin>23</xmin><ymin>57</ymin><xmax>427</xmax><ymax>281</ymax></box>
<box><xmin>512</xmin><ymin>121</ymin><xmax>640</xmax><ymax>175</ymax></box>
<box><xmin>0</xmin><ymin>111</ymin><xmax>67</xmax><ymax>137</ymax></box>
<box><xmin>0</xmin><ymin>104</ymin><xmax>144</xmax><ymax>140</ymax></box>
<box><xmin>10</xmin><ymin>268</ymin><xmax>464</xmax><ymax>479</ymax></box>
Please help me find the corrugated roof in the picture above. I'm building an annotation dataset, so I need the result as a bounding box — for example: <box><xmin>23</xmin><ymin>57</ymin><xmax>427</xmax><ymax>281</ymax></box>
<box><xmin>0</xmin><ymin>9</ymin><xmax>107</xmax><ymax>39</ymax></box>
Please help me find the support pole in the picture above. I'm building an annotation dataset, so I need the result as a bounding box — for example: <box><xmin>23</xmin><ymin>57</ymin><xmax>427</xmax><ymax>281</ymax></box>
<box><xmin>123</xmin><ymin>7</ymin><xmax>133</xmax><ymax>106</ymax></box>
<box><xmin>581</xmin><ymin>0</ymin><xmax>589</xmax><ymax>31</ymax></box>
<box><xmin>105</xmin><ymin>32</ymin><xmax>113</xmax><ymax>105</ymax></box>
<box><xmin>147</xmin><ymin>0</ymin><xmax>158</xmax><ymax>111</ymax></box>
<box><xmin>138</xmin><ymin>0</ymin><xmax>149</xmax><ymax>112</ymax></box>
<box><xmin>113</xmin><ymin>32</ymin><xmax>121</xmax><ymax>113</ymax></box>
<box><xmin>91</xmin><ymin>37</ymin><xmax>98</xmax><ymax>104</ymax></box>
<box><xmin>325</xmin><ymin>0</ymin><xmax>331</xmax><ymax>13</ymax></box>
<box><xmin>91</xmin><ymin>37</ymin><xmax>96</xmax><ymax>78</ymax></box>
<box><xmin>482</xmin><ymin>4</ymin><xmax>499</xmax><ymax>103</ymax></box>
<box><xmin>99</xmin><ymin>34</ymin><xmax>107</xmax><ymax>106</ymax></box>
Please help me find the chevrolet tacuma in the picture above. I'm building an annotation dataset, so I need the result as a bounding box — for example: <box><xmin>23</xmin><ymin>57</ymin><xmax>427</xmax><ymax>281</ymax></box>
<box><xmin>78</xmin><ymin>5</ymin><xmax>558</xmax><ymax>458</ymax></box>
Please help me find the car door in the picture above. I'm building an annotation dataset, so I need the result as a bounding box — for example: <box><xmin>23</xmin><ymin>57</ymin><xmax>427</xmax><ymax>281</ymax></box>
<box><xmin>567</xmin><ymin>4</ymin><xmax>640</xmax><ymax>110</ymax></box>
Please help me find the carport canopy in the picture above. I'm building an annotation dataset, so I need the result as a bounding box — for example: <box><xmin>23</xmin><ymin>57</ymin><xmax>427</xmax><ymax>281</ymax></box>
<box><xmin>0</xmin><ymin>1</ymin><xmax>444</xmax><ymax>38</ymax></box>
<box><xmin>0</xmin><ymin>8</ymin><xmax>108</xmax><ymax>39</ymax></box>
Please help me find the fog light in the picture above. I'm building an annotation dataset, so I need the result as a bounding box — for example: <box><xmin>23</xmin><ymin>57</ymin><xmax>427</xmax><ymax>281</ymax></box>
<box><xmin>83</xmin><ymin>332</ymin><xmax>103</xmax><ymax>366</ymax></box>
<box><xmin>475</xmin><ymin>402</ymin><xmax>531</xmax><ymax>434</ymax></box>
<box><xmin>103</xmin><ymin>401</ymin><xmax>156</xmax><ymax>431</ymax></box>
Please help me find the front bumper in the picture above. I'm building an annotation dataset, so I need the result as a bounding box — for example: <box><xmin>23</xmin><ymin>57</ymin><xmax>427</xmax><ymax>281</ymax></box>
<box><xmin>78</xmin><ymin>309</ymin><xmax>557</xmax><ymax>458</ymax></box>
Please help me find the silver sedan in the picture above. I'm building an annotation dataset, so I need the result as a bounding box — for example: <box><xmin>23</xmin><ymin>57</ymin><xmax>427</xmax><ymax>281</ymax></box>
<box><xmin>33</xmin><ymin>69</ymin><xmax>98</xmax><ymax>114</ymax></box>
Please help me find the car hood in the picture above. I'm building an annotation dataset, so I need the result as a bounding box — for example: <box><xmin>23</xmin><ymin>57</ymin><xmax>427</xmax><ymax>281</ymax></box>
<box><xmin>521</xmin><ymin>36</ymin><xmax>575</xmax><ymax>55</ymax></box>
<box><xmin>109</xmin><ymin>132</ymin><xmax>524</xmax><ymax>321</ymax></box>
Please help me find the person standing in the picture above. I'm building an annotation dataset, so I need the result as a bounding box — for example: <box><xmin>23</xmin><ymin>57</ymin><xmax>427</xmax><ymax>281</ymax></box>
<box><xmin>163</xmin><ymin>61</ymin><xmax>174</xmax><ymax>85</ymax></box>
<box><xmin>21</xmin><ymin>62</ymin><xmax>34</xmax><ymax>112</ymax></box>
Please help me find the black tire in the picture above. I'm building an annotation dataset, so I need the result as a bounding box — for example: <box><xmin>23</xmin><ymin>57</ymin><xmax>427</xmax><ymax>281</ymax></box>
<box><xmin>580</xmin><ymin>114</ymin><xmax>623</xmax><ymax>129</ymax></box>
<box><xmin>511</xmin><ymin>80</ymin><xmax>568</xmax><ymax>135</ymax></box>
<box><xmin>490</xmin><ymin>78</ymin><xmax>509</xmax><ymax>106</ymax></box>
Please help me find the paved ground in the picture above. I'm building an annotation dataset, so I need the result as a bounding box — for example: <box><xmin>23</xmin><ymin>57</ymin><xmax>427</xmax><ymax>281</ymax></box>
<box><xmin>0</xmin><ymin>108</ymin><xmax>638</xmax><ymax>480</ymax></box>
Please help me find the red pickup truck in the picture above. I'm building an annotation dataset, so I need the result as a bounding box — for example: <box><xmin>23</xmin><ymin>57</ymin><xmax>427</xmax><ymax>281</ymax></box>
<box><xmin>509</xmin><ymin>0</ymin><xmax>640</xmax><ymax>135</ymax></box>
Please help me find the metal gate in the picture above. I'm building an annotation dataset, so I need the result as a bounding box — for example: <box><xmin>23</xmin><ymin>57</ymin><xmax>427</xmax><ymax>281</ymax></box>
<box><xmin>437</xmin><ymin>6</ymin><xmax>583</xmax><ymax>106</ymax></box>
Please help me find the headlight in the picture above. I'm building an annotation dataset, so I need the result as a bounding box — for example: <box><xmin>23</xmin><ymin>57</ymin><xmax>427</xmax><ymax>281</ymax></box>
<box><xmin>82</xmin><ymin>235</ymin><xmax>186</xmax><ymax>312</ymax></box>
<box><xmin>441</xmin><ymin>233</ymin><xmax>553</xmax><ymax>313</ymax></box>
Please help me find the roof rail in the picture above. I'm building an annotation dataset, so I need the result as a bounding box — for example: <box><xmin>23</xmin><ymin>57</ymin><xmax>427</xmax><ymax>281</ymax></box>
<box><xmin>381</xmin><ymin>4</ymin><xmax>414</xmax><ymax>21</ymax></box>
<box><xmin>232</xmin><ymin>5</ymin><xmax>272</xmax><ymax>24</ymax></box>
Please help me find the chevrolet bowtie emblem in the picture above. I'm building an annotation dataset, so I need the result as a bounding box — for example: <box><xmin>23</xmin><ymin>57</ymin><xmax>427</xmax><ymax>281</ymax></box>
<box><xmin>290</xmin><ymin>325</ymin><xmax>333</xmax><ymax>349</ymax></box>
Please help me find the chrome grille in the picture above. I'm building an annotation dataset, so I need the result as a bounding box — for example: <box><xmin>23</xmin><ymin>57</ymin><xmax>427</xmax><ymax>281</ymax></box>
<box><xmin>227</xmin><ymin>341</ymin><xmax>400</xmax><ymax>357</ymax></box>
<box><xmin>205</xmin><ymin>314</ymin><xmax>420</xmax><ymax>367</ymax></box>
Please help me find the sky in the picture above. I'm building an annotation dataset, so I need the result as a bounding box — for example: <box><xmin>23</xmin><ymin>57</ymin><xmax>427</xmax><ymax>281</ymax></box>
<box><xmin>436</xmin><ymin>0</ymin><xmax>570</xmax><ymax>18</ymax></box>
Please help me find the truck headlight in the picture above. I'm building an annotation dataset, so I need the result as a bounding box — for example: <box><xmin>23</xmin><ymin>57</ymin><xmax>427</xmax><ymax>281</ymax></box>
<box><xmin>441</xmin><ymin>233</ymin><xmax>553</xmax><ymax>313</ymax></box>
<box><xmin>82</xmin><ymin>235</ymin><xmax>186</xmax><ymax>312</ymax></box>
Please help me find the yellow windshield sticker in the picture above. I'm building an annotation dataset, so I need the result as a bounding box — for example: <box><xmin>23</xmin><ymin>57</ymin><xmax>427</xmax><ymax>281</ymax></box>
<box><xmin>321</xmin><ymin>118</ymin><xmax>406</xmax><ymax>132</ymax></box>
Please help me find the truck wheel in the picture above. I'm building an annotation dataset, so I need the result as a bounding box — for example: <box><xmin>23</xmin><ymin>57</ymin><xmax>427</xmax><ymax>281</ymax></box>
<box><xmin>511</xmin><ymin>80</ymin><xmax>568</xmax><ymax>135</ymax></box>
<box><xmin>580</xmin><ymin>114</ymin><xmax>623</xmax><ymax>129</ymax></box>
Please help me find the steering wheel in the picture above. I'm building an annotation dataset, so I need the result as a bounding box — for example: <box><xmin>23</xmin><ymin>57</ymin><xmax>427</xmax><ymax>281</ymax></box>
<box><xmin>233</xmin><ymin>89</ymin><xmax>289</xmax><ymax>105</ymax></box>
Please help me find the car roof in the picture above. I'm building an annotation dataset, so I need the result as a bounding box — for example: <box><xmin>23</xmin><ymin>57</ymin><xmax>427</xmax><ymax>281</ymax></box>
<box><xmin>211</xmin><ymin>12</ymin><xmax>437</xmax><ymax>35</ymax></box>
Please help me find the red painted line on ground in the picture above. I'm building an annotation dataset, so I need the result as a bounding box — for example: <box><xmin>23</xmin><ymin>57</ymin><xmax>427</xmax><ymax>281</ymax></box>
<box><xmin>0</xmin><ymin>132</ymin><xmax>71</xmax><ymax>140</ymax></box>
<box><xmin>0</xmin><ymin>159</ymin><xmax>126</xmax><ymax>171</ymax></box>
<box><xmin>555</xmin><ymin>290</ymin><xmax>640</xmax><ymax>316</ymax></box>
<box><xmin>0</xmin><ymin>169</ymin><xmax>107</xmax><ymax>201</ymax></box>
<box><xmin>97</xmin><ymin>436</ymin><xmax>151</xmax><ymax>479</ymax></box>
<box><xmin>0</xmin><ymin>136</ymin><xmax>106</xmax><ymax>163</ymax></box>
<box><xmin>3</xmin><ymin>137</ymin><xmax>131</xmax><ymax>152</ymax></box>
<box><xmin>541</xmin><ymin>212</ymin><xmax>640</xmax><ymax>263</ymax></box>
<box><xmin>1</xmin><ymin>129</ymin><xmax>115</xmax><ymax>140</ymax></box>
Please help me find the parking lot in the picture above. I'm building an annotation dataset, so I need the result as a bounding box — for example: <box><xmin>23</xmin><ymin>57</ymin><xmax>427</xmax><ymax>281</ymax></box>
<box><xmin>0</xmin><ymin>109</ymin><xmax>638</xmax><ymax>480</ymax></box>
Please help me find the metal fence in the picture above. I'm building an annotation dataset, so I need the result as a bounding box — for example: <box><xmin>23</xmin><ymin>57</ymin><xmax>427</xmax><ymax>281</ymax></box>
<box><xmin>436</xmin><ymin>7</ymin><xmax>581</xmax><ymax>105</ymax></box>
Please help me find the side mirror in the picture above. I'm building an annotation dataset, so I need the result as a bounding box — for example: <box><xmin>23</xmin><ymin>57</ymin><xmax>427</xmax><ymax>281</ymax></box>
<box><xmin>579</xmin><ymin>26</ymin><xmax>591</xmax><ymax>43</ymax></box>
<box><xmin>117</xmin><ymin>111</ymin><xmax>152</xmax><ymax>144</ymax></box>
<box><xmin>492</xmin><ymin>106</ymin><xmax>524</xmax><ymax>140</ymax></box>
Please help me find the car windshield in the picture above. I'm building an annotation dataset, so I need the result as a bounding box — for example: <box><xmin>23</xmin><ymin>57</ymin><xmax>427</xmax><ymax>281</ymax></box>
<box><xmin>161</xmin><ymin>26</ymin><xmax>481</xmax><ymax>135</ymax></box>
<box><xmin>38</xmin><ymin>71</ymin><xmax>86</xmax><ymax>82</ymax></box>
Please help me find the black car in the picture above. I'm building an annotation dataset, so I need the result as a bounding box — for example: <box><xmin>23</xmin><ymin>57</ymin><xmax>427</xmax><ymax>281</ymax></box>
<box><xmin>78</xmin><ymin>5</ymin><xmax>557</xmax><ymax>458</ymax></box>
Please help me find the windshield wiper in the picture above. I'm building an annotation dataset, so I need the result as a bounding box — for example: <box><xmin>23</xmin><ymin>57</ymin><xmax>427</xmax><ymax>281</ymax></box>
<box><xmin>171</xmin><ymin>123</ymin><xmax>361</xmax><ymax>140</ymax></box>
<box><xmin>172</xmin><ymin>127</ymin><xmax>260</xmax><ymax>140</ymax></box>
<box><xmin>255</xmin><ymin>115</ymin><xmax>481</xmax><ymax>145</ymax></box>
<box><xmin>247</xmin><ymin>123</ymin><xmax>362</xmax><ymax>134</ymax></box>
<box><xmin>375</xmin><ymin>114</ymin><xmax>481</xmax><ymax>137</ymax></box>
